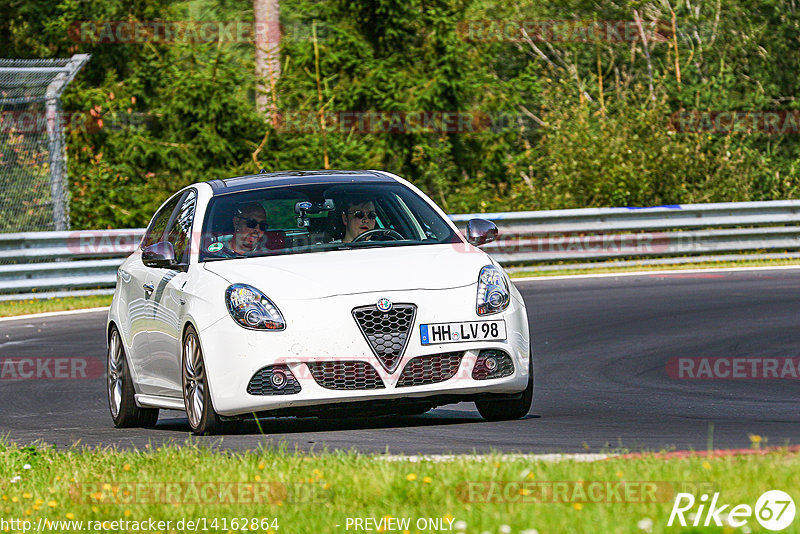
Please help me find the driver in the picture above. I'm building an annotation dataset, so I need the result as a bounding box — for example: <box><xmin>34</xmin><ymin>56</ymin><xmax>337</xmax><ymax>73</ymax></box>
<box><xmin>227</xmin><ymin>202</ymin><xmax>268</xmax><ymax>255</ymax></box>
<box><xmin>341</xmin><ymin>198</ymin><xmax>377</xmax><ymax>243</ymax></box>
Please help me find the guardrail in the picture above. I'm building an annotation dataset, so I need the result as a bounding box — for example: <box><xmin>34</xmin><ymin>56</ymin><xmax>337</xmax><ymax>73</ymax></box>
<box><xmin>0</xmin><ymin>229</ymin><xmax>144</xmax><ymax>299</ymax></box>
<box><xmin>2</xmin><ymin>200</ymin><xmax>800</xmax><ymax>300</ymax></box>
<box><xmin>449</xmin><ymin>201</ymin><xmax>800</xmax><ymax>264</ymax></box>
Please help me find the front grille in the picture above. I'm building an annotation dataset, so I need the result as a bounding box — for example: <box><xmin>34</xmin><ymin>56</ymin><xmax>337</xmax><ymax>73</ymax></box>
<box><xmin>247</xmin><ymin>365</ymin><xmax>302</xmax><ymax>395</ymax></box>
<box><xmin>472</xmin><ymin>349</ymin><xmax>515</xmax><ymax>380</ymax></box>
<box><xmin>307</xmin><ymin>361</ymin><xmax>385</xmax><ymax>390</ymax></box>
<box><xmin>352</xmin><ymin>304</ymin><xmax>416</xmax><ymax>372</ymax></box>
<box><xmin>397</xmin><ymin>352</ymin><xmax>464</xmax><ymax>387</ymax></box>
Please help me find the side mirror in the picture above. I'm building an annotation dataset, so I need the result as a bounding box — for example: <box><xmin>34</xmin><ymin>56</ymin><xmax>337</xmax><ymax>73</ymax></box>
<box><xmin>142</xmin><ymin>241</ymin><xmax>178</xmax><ymax>268</ymax></box>
<box><xmin>466</xmin><ymin>219</ymin><xmax>499</xmax><ymax>246</ymax></box>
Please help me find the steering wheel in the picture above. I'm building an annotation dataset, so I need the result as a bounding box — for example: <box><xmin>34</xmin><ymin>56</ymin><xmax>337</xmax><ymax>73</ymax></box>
<box><xmin>351</xmin><ymin>228</ymin><xmax>404</xmax><ymax>243</ymax></box>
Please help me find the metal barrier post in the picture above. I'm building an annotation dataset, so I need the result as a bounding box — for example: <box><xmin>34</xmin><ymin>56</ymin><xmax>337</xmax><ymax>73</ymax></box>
<box><xmin>0</xmin><ymin>54</ymin><xmax>90</xmax><ymax>233</ymax></box>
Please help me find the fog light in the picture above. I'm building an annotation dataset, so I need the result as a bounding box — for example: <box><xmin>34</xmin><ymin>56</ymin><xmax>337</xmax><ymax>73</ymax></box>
<box><xmin>271</xmin><ymin>370</ymin><xmax>288</xmax><ymax>390</ymax></box>
<box><xmin>484</xmin><ymin>357</ymin><xmax>498</xmax><ymax>372</ymax></box>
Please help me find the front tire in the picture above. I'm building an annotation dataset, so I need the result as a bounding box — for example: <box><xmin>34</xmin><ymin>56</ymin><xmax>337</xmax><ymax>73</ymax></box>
<box><xmin>107</xmin><ymin>326</ymin><xmax>159</xmax><ymax>428</ymax></box>
<box><xmin>182</xmin><ymin>326</ymin><xmax>222</xmax><ymax>435</ymax></box>
<box><xmin>475</xmin><ymin>350</ymin><xmax>534</xmax><ymax>421</ymax></box>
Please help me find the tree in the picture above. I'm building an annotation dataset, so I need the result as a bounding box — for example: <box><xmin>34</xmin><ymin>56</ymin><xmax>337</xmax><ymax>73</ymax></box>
<box><xmin>254</xmin><ymin>0</ymin><xmax>281</xmax><ymax>123</ymax></box>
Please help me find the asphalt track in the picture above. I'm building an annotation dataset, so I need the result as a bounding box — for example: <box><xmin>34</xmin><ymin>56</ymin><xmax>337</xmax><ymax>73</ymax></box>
<box><xmin>1</xmin><ymin>268</ymin><xmax>798</xmax><ymax>454</ymax></box>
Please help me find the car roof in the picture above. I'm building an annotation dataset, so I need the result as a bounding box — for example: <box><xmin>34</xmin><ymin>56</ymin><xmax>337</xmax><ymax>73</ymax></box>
<box><xmin>206</xmin><ymin>170</ymin><xmax>396</xmax><ymax>195</ymax></box>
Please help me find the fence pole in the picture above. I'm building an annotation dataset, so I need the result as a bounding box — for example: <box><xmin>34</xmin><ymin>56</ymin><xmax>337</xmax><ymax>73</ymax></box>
<box><xmin>46</xmin><ymin>98</ymin><xmax>67</xmax><ymax>230</ymax></box>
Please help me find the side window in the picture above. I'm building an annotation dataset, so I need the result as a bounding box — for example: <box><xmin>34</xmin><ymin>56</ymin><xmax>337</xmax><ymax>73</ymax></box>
<box><xmin>391</xmin><ymin>194</ymin><xmax>427</xmax><ymax>240</ymax></box>
<box><xmin>165</xmin><ymin>190</ymin><xmax>197</xmax><ymax>264</ymax></box>
<box><xmin>142</xmin><ymin>194</ymin><xmax>182</xmax><ymax>249</ymax></box>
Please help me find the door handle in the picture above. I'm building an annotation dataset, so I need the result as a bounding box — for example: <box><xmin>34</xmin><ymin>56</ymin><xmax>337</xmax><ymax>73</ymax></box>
<box><xmin>143</xmin><ymin>283</ymin><xmax>155</xmax><ymax>293</ymax></box>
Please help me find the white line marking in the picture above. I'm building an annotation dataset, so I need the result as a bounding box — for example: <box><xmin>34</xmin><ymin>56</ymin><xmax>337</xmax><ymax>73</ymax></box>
<box><xmin>511</xmin><ymin>264</ymin><xmax>800</xmax><ymax>282</ymax></box>
<box><xmin>0</xmin><ymin>306</ymin><xmax>109</xmax><ymax>323</ymax></box>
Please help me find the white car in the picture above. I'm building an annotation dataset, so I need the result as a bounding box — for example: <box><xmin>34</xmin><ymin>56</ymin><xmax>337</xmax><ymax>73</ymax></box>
<box><xmin>107</xmin><ymin>170</ymin><xmax>532</xmax><ymax>434</ymax></box>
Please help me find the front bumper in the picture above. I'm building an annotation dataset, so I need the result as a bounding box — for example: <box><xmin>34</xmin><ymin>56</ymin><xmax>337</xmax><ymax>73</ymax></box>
<box><xmin>199</xmin><ymin>285</ymin><xmax>530</xmax><ymax>416</ymax></box>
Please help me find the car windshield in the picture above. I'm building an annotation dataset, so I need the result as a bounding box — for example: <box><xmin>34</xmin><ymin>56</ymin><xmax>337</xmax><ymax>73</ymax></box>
<box><xmin>199</xmin><ymin>181</ymin><xmax>461</xmax><ymax>261</ymax></box>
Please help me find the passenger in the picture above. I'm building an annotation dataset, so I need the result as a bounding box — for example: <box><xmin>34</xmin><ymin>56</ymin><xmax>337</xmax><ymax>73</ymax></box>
<box><xmin>341</xmin><ymin>198</ymin><xmax>377</xmax><ymax>243</ymax></box>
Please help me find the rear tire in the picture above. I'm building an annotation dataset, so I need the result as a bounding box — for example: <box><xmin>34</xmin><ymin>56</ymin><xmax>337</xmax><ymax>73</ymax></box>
<box><xmin>182</xmin><ymin>326</ymin><xmax>222</xmax><ymax>435</ymax></box>
<box><xmin>475</xmin><ymin>349</ymin><xmax>534</xmax><ymax>421</ymax></box>
<box><xmin>107</xmin><ymin>327</ymin><xmax>159</xmax><ymax>428</ymax></box>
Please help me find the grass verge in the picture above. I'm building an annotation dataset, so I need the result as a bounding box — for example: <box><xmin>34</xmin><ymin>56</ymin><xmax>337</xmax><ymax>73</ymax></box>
<box><xmin>0</xmin><ymin>295</ymin><xmax>112</xmax><ymax>318</ymax></box>
<box><xmin>509</xmin><ymin>257</ymin><xmax>800</xmax><ymax>278</ymax></box>
<box><xmin>0</xmin><ymin>441</ymin><xmax>797</xmax><ymax>533</ymax></box>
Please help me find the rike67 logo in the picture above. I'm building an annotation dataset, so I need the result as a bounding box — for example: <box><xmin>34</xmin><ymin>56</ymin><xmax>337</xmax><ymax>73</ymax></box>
<box><xmin>668</xmin><ymin>490</ymin><xmax>795</xmax><ymax>531</ymax></box>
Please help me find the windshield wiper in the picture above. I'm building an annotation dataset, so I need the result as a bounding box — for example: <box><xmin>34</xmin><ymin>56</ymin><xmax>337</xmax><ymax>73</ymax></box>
<box><xmin>342</xmin><ymin>241</ymin><xmax>407</xmax><ymax>249</ymax></box>
<box><xmin>202</xmin><ymin>253</ymin><xmax>246</xmax><ymax>261</ymax></box>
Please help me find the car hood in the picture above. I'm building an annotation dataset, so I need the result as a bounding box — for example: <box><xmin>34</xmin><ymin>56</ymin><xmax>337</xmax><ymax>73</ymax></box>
<box><xmin>202</xmin><ymin>243</ymin><xmax>491</xmax><ymax>300</ymax></box>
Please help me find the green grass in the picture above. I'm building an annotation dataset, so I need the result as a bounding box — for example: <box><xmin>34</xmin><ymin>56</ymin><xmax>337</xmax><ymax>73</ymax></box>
<box><xmin>509</xmin><ymin>257</ymin><xmax>800</xmax><ymax>278</ymax></box>
<box><xmin>1</xmin><ymin>441</ymin><xmax>798</xmax><ymax>533</ymax></box>
<box><xmin>0</xmin><ymin>295</ymin><xmax>112</xmax><ymax>318</ymax></box>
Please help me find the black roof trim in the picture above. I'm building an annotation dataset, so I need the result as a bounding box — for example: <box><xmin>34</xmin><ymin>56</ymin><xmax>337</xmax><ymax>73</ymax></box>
<box><xmin>207</xmin><ymin>170</ymin><xmax>395</xmax><ymax>195</ymax></box>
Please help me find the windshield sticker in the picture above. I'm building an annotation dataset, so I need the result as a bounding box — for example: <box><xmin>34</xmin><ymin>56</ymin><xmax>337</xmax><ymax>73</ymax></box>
<box><xmin>208</xmin><ymin>242</ymin><xmax>224</xmax><ymax>252</ymax></box>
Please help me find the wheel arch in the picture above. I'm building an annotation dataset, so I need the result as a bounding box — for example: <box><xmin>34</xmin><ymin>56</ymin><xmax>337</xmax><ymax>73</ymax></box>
<box><xmin>107</xmin><ymin>320</ymin><xmax>118</xmax><ymax>344</ymax></box>
<box><xmin>181</xmin><ymin>319</ymin><xmax>197</xmax><ymax>342</ymax></box>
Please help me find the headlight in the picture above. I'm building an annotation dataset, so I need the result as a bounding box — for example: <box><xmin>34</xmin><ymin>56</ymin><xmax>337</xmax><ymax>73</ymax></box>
<box><xmin>225</xmin><ymin>284</ymin><xmax>286</xmax><ymax>330</ymax></box>
<box><xmin>476</xmin><ymin>265</ymin><xmax>510</xmax><ymax>316</ymax></box>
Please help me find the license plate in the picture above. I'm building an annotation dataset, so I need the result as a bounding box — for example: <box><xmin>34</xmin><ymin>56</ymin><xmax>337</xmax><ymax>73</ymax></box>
<box><xmin>419</xmin><ymin>320</ymin><xmax>507</xmax><ymax>345</ymax></box>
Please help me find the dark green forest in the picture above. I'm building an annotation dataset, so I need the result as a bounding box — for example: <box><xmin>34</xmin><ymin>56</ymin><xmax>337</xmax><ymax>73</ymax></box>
<box><xmin>2</xmin><ymin>0</ymin><xmax>800</xmax><ymax>229</ymax></box>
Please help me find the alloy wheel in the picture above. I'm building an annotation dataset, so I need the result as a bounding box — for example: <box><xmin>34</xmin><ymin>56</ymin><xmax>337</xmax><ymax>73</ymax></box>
<box><xmin>183</xmin><ymin>332</ymin><xmax>205</xmax><ymax>429</ymax></box>
<box><xmin>107</xmin><ymin>330</ymin><xmax>124</xmax><ymax>419</ymax></box>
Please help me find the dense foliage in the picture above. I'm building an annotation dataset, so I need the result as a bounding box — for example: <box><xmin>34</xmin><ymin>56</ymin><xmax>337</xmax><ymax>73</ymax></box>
<box><xmin>2</xmin><ymin>0</ymin><xmax>799</xmax><ymax>229</ymax></box>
